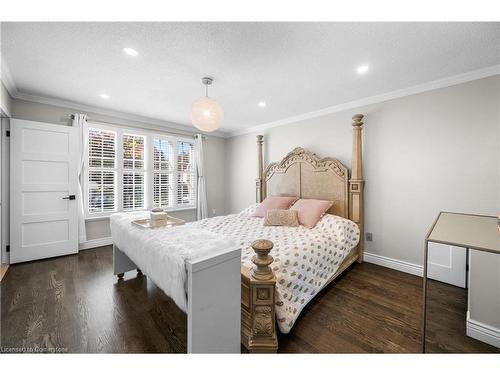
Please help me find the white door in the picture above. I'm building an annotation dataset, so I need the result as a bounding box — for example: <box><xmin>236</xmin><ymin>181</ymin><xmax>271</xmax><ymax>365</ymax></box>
<box><xmin>428</xmin><ymin>242</ymin><xmax>467</xmax><ymax>288</ymax></box>
<box><xmin>10</xmin><ymin>119</ymin><xmax>79</xmax><ymax>263</ymax></box>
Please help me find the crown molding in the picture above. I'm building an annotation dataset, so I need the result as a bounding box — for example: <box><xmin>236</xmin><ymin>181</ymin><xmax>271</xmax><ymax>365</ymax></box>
<box><xmin>227</xmin><ymin>64</ymin><xmax>500</xmax><ymax>137</ymax></box>
<box><xmin>11</xmin><ymin>91</ymin><xmax>230</xmax><ymax>138</ymax></box>
<box><xmin>4</xmin><ymin>58</ymin><xmax>499</xmax><ymax>139</ymax></box>
<box><xmin>0</xmin><ymin>56</ymin><xmax>17</xmax><ymax>97</ymax></box>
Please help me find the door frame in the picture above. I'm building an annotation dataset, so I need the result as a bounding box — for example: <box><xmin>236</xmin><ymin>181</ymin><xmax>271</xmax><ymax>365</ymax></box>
<box><xmin>0</xmin><ymin>114</ymin><xmax>9</xmax><ymax>265</ymax></box>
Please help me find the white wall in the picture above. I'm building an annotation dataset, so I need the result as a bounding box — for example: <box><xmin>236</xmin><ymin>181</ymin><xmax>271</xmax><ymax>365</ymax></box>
<box><xmin>467</xmin><ymin>85</ymin><xmax>500</xmax><ymax>345</ymax></box>
<box><xmin>225</xmin><ymin>76</ymin><xmax>500</xmax><ymax>267</ymax></box>
<box><xmin>10</xmin><ymin>98</ymin><xmax>226</xmax><ymax>244</ymax></box>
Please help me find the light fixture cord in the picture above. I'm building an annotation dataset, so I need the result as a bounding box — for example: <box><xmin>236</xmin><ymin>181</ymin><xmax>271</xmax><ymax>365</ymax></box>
<box><xmin>205</xmin><ymin>83</ymin><xmax>208</xmax><ymax>97</ymax></box>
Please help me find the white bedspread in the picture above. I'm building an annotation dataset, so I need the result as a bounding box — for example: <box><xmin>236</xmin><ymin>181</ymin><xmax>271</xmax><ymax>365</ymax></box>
<box><xmin>110</xmin><ymin>212</ymin><xmax>237</xmax><ymax>312</ymax></box>
<box><xmin>110</xmin><ymin>206</ymin><xmax>360</xmax><ymax>333</ymax></box>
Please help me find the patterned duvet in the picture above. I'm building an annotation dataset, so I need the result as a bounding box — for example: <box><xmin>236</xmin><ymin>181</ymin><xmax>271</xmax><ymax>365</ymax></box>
<box><xmin>191</xmin><ymin>205</ymin><xmax>360</xmax><ymax>333</ymax></box>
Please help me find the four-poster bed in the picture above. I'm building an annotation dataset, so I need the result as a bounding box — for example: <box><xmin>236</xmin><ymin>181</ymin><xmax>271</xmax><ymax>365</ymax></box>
<box><xmin>241</xmin><ymin>113</ymin><xmax>365</xmax><ymax>352</ymax></box>
<box><xmin>110</xmin><ymin>114</ymin><xmax>365</xmax><ymax>353</ymax></box>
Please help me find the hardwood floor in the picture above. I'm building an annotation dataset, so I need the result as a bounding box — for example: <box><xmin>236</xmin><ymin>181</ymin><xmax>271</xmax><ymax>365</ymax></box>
<box><xmin>278</xmin><ymin>260</ymin><xmax>499</xmax><ymax>353</ymax></box>
<box><xmin>1</xmin><ymin>246</ymin><xmax>498</xmax><ymax>353</ymax></box>
<box><xmin>1</xmin><ymin>247</ymin><xmax>186</xmax><ymax>353</ymax></box>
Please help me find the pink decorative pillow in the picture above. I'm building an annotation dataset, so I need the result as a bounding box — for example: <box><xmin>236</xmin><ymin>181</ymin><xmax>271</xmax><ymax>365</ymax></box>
<box><xmin>264</xmin><ymin>209</ymin><xmax>299</xmax><ymax>227</ymax></box>
<box><xmin>253</xmin><ymin>196</ymin><xmax>298</xmax><ymax>218</ymax></box>
<box><xmin>289</xmin><ymin>199</ymin><xmax>333</xmax><ymax>228</ymax></box>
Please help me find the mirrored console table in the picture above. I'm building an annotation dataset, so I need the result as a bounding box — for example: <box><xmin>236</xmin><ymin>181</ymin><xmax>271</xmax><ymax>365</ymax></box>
<box><xmin>422</xmin><ymin>212</ymin><xmax>500</xmax><ymax>352</ymax></box>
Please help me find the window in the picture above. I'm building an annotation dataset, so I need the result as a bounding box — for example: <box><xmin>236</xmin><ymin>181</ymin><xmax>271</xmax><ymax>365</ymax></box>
<box><xmin>87</xmin><ymin>128</ymin><xmax>116</xmax><ymax>213</ymax></box>
<box><xmin>153</xmin><ymin>137</ymin><xmax>174</xmax><ymax>208</ymax></box>
<box><xmin>85</xmin><ymin>124</ymin><xmax>196</xmax><ymax>217</ymax></box>
<box><xmin>152</xmin><ymin>138</ymin><xmax>196</xmax><ymax>209</ymax></box>
<box><xmin>123</xmin><ymin>134</ymin><xmax>145</xmax><ymax>210</ymax></box>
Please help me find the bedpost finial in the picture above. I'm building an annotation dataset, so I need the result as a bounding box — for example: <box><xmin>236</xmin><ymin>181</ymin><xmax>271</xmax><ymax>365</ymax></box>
<box><xmin>256</xmin><ymin>135</ymin><xmax>264</xmax><ymax>144</ymax></box>
<box><xmin>352</xmin><ymin>114</ymin><xmax>364</xmax><ymax>127</ymax></box>
<box><xmin>251</xmin><ymin>239</ymin><xmax>274</xmax><ymax>281</ymax></box>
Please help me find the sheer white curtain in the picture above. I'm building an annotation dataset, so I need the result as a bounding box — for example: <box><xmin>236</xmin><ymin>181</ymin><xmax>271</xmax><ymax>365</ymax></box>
<box><xmin>195</xmin><ymin>134</ymin><xmax>208</xmax><ymax>220</ymax></box>
<box><xmin>72</xmin><ymin>113</ymin><xmax>87</xmax><ymax>243</ymax></box>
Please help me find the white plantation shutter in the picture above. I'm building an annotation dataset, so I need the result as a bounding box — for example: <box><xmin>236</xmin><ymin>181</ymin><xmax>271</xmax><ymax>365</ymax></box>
<box><xmin>153</xmin><ymin>138</ymin><xmax>196</xmax><ymax>208</ymax></box>
<box><xmin>177</xmin><ymin>141</ymin><xmax>193</xmax><ymax>171</ymax></box>
<box><xmin>87</xmin><ymin>128</ymin><xmax>116</xmax><ymax>213</ymax></box>
<box><xmin>88</xmin><ymin>171</ymin><xmax>115</xmax><ymax>213</ymax></box>
<box><xmin>177</xmin><ymin>173</ymin><xmax>196</xmax><ymax>206</ymax></box>
<box><xmin>177</xmin><ymin>141</ymin><xmax>196</xmax><ymax>207</ymax></box>
<box><xmin>153</xmin><ymin>137</ymin><xmax>174</xmax><ymax>208</ymax></box>
<box><xmin>153</xmin><ymin>173</ymin><xmax>173</xmax><ymax>207</ymax></box>
<box><xmin>88</xmin><ymin>128</ymin><xmax>116</xmax><ymax>168</ymax></box>
<box><xmin>122</xmin><ymin>134</ymin><xmax>145</xmax><ymax>210</ymax></box>
<box><xmin>85</xmin><ymin>125</ymin><xmax>197</xmax><ymax>216</ymax></box>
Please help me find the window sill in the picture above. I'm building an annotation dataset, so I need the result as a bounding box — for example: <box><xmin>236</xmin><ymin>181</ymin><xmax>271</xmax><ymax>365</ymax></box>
<box><xmin>85</xmin><ymin>207</ymin><xmax>197</xmax><ymax>221</ymax></box>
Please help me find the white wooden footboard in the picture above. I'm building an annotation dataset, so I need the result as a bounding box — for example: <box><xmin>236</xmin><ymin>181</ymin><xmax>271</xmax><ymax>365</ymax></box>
<box><xmin>186</xmin><ymin>247</ymin><xmax>241</xmax><ymax>353</ymax></box>
<box><xmin>113</xmin><ymin>245</ymin><xmax>241</xmax><ymax>353</ymax></box>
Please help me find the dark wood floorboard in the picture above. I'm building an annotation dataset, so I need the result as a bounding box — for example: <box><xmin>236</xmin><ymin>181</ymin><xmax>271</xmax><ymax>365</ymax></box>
<box><xmin>1</xmin><ymin>246</ymin><xmax>498</xmax><ymax>353</ymax></box>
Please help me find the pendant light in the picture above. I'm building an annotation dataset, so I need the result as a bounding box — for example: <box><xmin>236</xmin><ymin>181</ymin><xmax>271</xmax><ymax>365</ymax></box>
<box><xmin>191</xmin><ymin>77</ymin><xmax>224</xmax><ymax>132</ymax></box>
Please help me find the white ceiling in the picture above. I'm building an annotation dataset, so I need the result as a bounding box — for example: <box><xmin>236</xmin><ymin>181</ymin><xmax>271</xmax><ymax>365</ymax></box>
<box><xmin>2</xmin><ymin>22</ymin><xmax>500</xmax><ymax>135</ymax></box>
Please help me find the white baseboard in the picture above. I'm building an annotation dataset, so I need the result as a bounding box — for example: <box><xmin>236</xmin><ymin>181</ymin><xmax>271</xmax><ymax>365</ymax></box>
<box><xmin>466</xmin><ymin>312</ymin><xmax>500</xmax><ymax>349</ymax></box>
<box><xmin>79</xmin><ymin>237</ymin><xmax>113</xmax><ymax>251</ymax></box>
<box><xmin>364</xmin><ymin>251</ymin><xmax>423</xmax><ymax>277</ymax></box>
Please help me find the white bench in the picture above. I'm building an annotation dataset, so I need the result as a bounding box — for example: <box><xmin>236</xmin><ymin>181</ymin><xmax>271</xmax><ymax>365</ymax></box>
<box><xmin>113</xmin><ymin>244</ymin><xmax>241</xmax><ymax>353</ymax></box>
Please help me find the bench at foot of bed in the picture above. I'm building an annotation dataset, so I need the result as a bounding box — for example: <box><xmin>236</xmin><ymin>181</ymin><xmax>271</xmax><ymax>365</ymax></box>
<box><xmin>113</xmin><ymin>243</ymin><xmax>242</xmax><ymax>353</ymax></box>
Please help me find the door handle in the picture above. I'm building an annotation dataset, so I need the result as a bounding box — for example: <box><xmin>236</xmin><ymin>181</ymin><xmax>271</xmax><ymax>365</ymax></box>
<box><xmin>62</xmin><ymin>195</ymin><xmax>76</xmax><ymax>200</ymax></box>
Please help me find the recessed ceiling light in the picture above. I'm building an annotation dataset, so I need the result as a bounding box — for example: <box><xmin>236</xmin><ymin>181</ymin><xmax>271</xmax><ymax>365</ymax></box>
<box><xmin>357</xmin><ymin>65</ymin><xmax>369</xmax><ymax>74</ymax></box>
<box><xmin>123</xmin><ymin>47</ymin><xmax>138</xmax><ymax>57</ymax></box>
<box><xmin>258</xmin><ymin>101</ymin><xmax>267</xmax><ymax>108</ymax></box>
<box><xmin>100</xmin><ymin>93</ymin><xmax>110</xmax><ymax>99</ymax></box>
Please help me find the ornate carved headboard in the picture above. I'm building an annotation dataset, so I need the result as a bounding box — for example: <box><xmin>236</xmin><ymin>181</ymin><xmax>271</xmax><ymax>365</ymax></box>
<box><xmin>255</xmin><ymin>114</ymin><xmax>365</xmax><ymax>261</ymax></box>
<box><xmin>263</xmin><ymin>148</ymin><xmax>349</xmax><ymax>218</ymax></box>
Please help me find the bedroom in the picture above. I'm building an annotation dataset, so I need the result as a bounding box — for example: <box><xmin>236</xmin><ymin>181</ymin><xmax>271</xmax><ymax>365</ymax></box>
<box><xmin>1</xmin><ymin>1</ymin><xmax>499</xmax><ymax>372</ymax></box>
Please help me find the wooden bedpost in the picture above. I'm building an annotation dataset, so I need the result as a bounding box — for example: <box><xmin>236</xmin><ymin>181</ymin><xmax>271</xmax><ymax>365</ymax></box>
<box><xmin>246</xmin><ymin>239</ymin><xmax>278</xmax><ymax>353</ymax></box>
<box><xmin>349</xmin><ymin>114</ymin><xmax>365</xmax><ymax>263</ymax></box>
<box><xmin>256</xmin><ymin>135</ymin><xmax>264</xmax><ymax>203</ymax></box>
